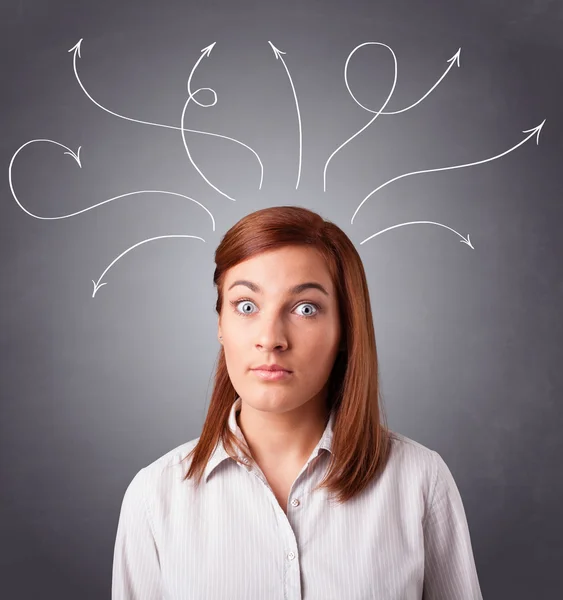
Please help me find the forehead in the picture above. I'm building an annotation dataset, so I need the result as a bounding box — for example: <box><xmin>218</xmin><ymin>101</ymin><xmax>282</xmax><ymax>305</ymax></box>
<box><xmin>225</xmin><ymin>246</ymin><xmax>332</xmax><ymax>290</ymax></box>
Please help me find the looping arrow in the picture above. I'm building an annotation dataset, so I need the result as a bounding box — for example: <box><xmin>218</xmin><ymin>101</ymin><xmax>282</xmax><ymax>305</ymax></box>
<box><xmin>347</xmin><ymin>48</ymin><xmax>461</xmax><ymax>115</ymax></box>
<box><xmin>68</xmin><ymin>39</ymin><xmax>263</xmax><ymax>194</ymax></box>
<box><xmin>180</xmin><ymin>43</ymin><xmax>237</xmax><ymax>201</ymax></box>
<box><xmin>323</xmin><ymin>42</ymin><xmax>398</xmax><ymax>192</ymax></box>
<box><xmin>324</xmin><ymin>43</ymin><xmax>463</xmax><ymax>192</ymax></box>
<box><xmin>8</xmin><ymin>139</ymin><xmax>215</xmax><ymax>230</ymax></box>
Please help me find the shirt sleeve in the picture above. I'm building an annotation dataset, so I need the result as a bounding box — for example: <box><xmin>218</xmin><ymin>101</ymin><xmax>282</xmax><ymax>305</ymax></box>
<box><xmin>112</xmin><ymin>467</ymin><xmax>164</xmax><ymax>599</ymax></box>
<box><xmin>422</xmin><ymin>451</ymin><xmax>483</xmax><ymax>600</ymax></box>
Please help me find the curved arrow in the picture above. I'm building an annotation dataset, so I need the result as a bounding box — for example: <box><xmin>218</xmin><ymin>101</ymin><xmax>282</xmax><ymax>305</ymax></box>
<box><xmin>68</xmin><ymin>39</ymin><xmax>263</xmax><ymax>190</ymax></box>
<box><xmin>8</xmin><ymin>139</ymin><xmax>215</xmax><ymax>230</ymax></box>
<box><xmin>186</xmin><ymin>43</ymin><xmax>218</xmax><ymax>108</ymax></box>
<box><xmin>92</xmin><ymin>234</ymin><xmax>205</xmax><ymax>297</ymax></box>
<box><xmin>347</xmin><ymin>48</ymin><xmax>461</xmax><ymax>115</ymax></box>
<box><xmin>181</xmin><ymin>44</ymin><xmax>235</xmax><ymax>201</ymax></box>
<box><xmin>360</xmin><ymin>220</ymin><xmax>474</xmax><ymax>247</ymax></box>
<box><xmin>323</xmin><ymin>42</ymin><xmax>398</xmax><ymax>192</ymax></box>
<box><xmin>268</xmin><ymin>41</ymin><xmax>302</xmax><ymax>189</ymax></box>
<box><xmin>351</xmin><ymin>119</ymin><xmax>546</xmax><ymax>224</ymax></box>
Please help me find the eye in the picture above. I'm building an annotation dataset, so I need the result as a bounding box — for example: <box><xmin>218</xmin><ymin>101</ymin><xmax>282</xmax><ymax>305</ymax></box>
<box><xmin>229</xmin><ymin>298</ymin><xmax>321</xmax><ymax>319</ymax></box>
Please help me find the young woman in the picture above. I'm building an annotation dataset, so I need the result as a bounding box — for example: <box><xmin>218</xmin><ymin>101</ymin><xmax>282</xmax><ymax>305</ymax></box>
<box><xmin>112</xmin><ymin>205</ymin><xmax>483</xmax><ymax>599</ymax></box>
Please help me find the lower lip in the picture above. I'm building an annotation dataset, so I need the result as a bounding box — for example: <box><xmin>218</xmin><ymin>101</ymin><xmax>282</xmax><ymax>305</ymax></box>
<box><xmin>252</xmin><ymin>369</ymin><xmax>293</xmax><ymax>381</ymax></box>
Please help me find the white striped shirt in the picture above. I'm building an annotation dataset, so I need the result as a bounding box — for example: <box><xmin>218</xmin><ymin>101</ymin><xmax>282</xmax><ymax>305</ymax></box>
<box><xmin>112</xmin><ymin>397</ymin><xmax>483</xmax><ymax>599</ymax></box>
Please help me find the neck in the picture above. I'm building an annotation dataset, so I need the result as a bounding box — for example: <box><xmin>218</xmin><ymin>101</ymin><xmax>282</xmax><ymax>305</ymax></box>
<box><xmin>236</xmin><ymin>394</ymin><xmax>330</xmax><ymax>468</ymax></box>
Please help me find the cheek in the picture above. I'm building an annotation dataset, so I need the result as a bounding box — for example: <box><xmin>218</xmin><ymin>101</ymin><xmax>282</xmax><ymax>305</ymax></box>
<box><xmin>223</xmin><ymin>325</ymin><xmax>245</xmax><ymax>349</ymax></box>
<box><xmin>222</xmin><ymin>331</ymin><xmax>246</xmax><ymax>362</ymax></box>
<box><xmin>306</xmin><ymin>321</ymin><xmax>339</xmax><ymax>345</ymax></box>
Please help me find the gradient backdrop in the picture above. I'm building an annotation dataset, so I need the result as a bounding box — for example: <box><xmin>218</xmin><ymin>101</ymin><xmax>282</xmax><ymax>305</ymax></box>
<box><xmin>1</xmin><ymin>0</ymin><xmax>562</xmax><ymax>598</ymax></box>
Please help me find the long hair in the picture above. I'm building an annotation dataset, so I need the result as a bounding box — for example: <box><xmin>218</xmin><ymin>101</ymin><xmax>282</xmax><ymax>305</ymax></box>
<box><xmin>182</xmin><ymin>205</ymin><xmax>391</xmax><ymax>505</ymax></box>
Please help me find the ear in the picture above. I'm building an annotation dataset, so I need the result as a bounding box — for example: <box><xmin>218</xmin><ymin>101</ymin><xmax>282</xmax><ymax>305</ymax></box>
<box><xmin>217</xmin><ymin>317</ymin><xmax>222</xmax><ymax>342</ymax></box>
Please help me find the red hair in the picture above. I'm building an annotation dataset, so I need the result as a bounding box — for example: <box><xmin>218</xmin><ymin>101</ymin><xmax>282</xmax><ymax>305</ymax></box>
<box><xmin>182</xmin><ymin>205</ymin><xmax>391</xmax><ymax>505</ymax></box>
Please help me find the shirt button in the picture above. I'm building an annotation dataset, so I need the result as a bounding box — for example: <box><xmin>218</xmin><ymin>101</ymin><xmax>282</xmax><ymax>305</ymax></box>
<box><xmin>287</xmin><ymin>552</ymin><xmax>296</xmax><ymax>561</ymax></box>
<box><xmin>290</xmin><ymin>498</ymin><xmax>300</xmax><ymax>507</ymax></box>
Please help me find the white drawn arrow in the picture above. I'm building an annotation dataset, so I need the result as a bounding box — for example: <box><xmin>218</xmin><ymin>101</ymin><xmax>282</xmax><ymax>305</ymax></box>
<box><xmin>187</xmin><ymin>43</ymin><xmax>218</xmax><ymax>107</ymax></box>
<box><xmin>92</xmin><ymin>234</ymin><xmax>205</xmax><ymax>297</ymax></box>
<box><xmin>359</xmin><ymin>220</ymin><xmax>474</xmax><ymax>247</ymax></box>
<box><xmin>181</xmin><ymin>43</ymin><xmax>236</xmax><ymax>201</ymax></box>
<box><xmin>323</xmin><ymin>42</ymin><xmax>398</xmax><ymax>192</ymax></box>
<box><xmin>68</xmin><ymin>39</ymin><xmax>263</xmax><ymax>191</ymax></box>
<box><xmin>351</xmin><ymin>119</ymin><xmax>546</xmax><ymax>224</ymax></box>
<box><xmin>268</xmin><ymin>41</ymin><xmax>302</xmax><ymax>189</ymax></box>
<box><xmin>347</xmin><ymin>48</ymin><xmax>461</xmax><ymax>115</ymax></box>
<box><xmin>8</xmin><ymin>139</ymin><xmax>215</xmax><ymax>230</ymax></box>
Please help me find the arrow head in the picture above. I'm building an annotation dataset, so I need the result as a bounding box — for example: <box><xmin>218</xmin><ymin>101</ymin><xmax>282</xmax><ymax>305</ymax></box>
<box><xmin>447</xmin><ymin>47</ymin><xmax>461</xmax><ymax>67</ymax></box>
<box><xmin>268</xmin><ymin>40</ymin><xmax>286</xmax><ymax>59</ymax></box>
<box><xmin>460</xmin><ymin>234</ymin><xmax>474</xmax><ymax>249</ymax></box>
<box><xmin>92</xmin><ymin>280</ymin><xmax>107</xmax><ymax>297</ymax></box>
<box><xmin>63</xmin><ymin>145</ymin><xmax>82</xmax><ymax>167</ymax></box>
<box><xmin>522</xmin><ymin>119</ymin><xmax>546</xmax><ymax>145</ymax></box>
<box><xmin>200</xmin><ymin>42</ymin><xmax>216</xmax><ymax>57</ymax></box>
<box><xmin>68</xmin><ymin>38</ymin><xmax>83</xmax><ymax>58</ymax></box>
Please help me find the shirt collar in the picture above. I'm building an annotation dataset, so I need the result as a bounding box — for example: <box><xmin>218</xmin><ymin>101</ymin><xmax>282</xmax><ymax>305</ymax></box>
<box><xmin>203</xmin><ymin>396</ymin><xmax>336</xmax><ymax>482</ymax></box>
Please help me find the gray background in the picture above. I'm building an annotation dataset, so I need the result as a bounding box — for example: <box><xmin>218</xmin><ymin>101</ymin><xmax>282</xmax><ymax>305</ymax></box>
<box><xmin>1</xmin><ymin>0</ymin><xmax>562</xmax><ymax>598</ymax></box>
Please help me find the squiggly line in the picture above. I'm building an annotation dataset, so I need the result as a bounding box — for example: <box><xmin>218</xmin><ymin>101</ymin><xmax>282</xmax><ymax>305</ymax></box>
<box><xmin>180</xmin><ymin>44</ymin><xmax>237</xmax><ymax>201</ymax></box>
<box><xmin>68</xmin><ymin>39</ymin><xmax>263</xmax><ymax>192</ymax></box>
<box><xmin>323</xmin><ymin>42</ymin><xmax>398</xmax><ymax>192</ymax></box>
<box><xmin>347</xmin><ymin>48</ymin><xmax>461</xmax><ymax>115</ymax></box>
<box><xmin>8</xmin><ymin>139</ymin><xmax>215</xmax><ymax>230</ymax></box>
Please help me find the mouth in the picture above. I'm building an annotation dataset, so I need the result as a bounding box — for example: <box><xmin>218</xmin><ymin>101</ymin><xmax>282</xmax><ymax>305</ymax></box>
<box><xmin>251</xmin><ymin>369</ymin><xmax>293</xmax><ymax>382</ymax></box>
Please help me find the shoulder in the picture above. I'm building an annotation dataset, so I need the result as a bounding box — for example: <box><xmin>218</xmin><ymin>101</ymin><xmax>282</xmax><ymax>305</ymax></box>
<box><xmin>385</xmin><ymin>430</ymin><xmax>464</xmax><ymax>517</ymax></box>
<box><xmin>123</xmin><ymin>436</ymin><xmax>202</xmax><ymax>505</ymax></box>
<box><xmin>146</xmin><ymin>436</ymin><xmax>201</xmax><ymax>482</ymax></box>
<box><xmin>384</xmin><ymin>429</ymin><xmax>442</xmax><ymax>500</ymax></box>
<box><xmin>387</xmin><ymin>429</ymin><xmax>438</xmax><ymax>464</ymax></box>
<box><xmin>145</xmin><ymin>436</ymin><xmax>201</xmax><ymax>472</ymax></box>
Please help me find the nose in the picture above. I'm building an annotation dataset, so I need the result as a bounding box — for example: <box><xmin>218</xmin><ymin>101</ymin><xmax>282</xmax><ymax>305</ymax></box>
<box><xmin>255</xmin><ymin>317</ymin><xmax>288</xmax><ymax>351</ymax></box>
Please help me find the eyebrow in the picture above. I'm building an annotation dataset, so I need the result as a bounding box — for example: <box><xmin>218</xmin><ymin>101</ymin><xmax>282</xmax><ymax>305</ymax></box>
<box><xmin>227</xmin><ymin>280</ymin><xmax>329</xmax><ymax>296</ymax></box>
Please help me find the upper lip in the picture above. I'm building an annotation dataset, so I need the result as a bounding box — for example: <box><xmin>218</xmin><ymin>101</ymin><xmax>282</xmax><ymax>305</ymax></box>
<box><xmin>252</xmin><ymin>363</ymin><xmax>292</xmax><ymax>372</ymax></box>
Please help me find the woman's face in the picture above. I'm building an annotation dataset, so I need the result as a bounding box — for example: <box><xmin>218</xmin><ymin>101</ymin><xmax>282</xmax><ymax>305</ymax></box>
<box><xmin>218</xmin><ymin>245</ymin><xmax>342</xmax><ymax>414</ymax></box>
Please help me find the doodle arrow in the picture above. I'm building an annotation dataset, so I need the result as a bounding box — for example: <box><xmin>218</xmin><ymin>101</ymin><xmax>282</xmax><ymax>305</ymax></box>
<box><xmin>268</xmin><ymin>41</ymin><xmax>303</xmax><ymax>189</ymax></box>
<box><xmin>92</xmin><ymin>234</ymin><xmax>206</xmax><ymax>297</ymax></box>
<box><xmin>323</xmin><ymin>42</ymin><xmax>398</xmax><ymax>192</ymax></box>
<box><xmin>181</xmin><ymin>43</ymin><xmax>237</xmax><ymax>201</ymax></box>
<box><xmin>360</xmin><ymin>220</ymin><xmax>474</xmax><ymax>248</ymax></box>
<box><xmin>351</xmin><ymin>119</ymin><xmax>546</xmax><ymax>224</ymax></box>
<box><xmin>68</xmin><ymin>39</ymin><xmax>263</xmax><ymax>190</ymax></box>
<box><xmin>348</xmin><ymin>48</ymin><xmax>462</xmax><ymax>115</ymax></box>
<box><xmin>8</xmin><ymin>139</ymin><xmax>215</xmax><ymax>230</ymax></box>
